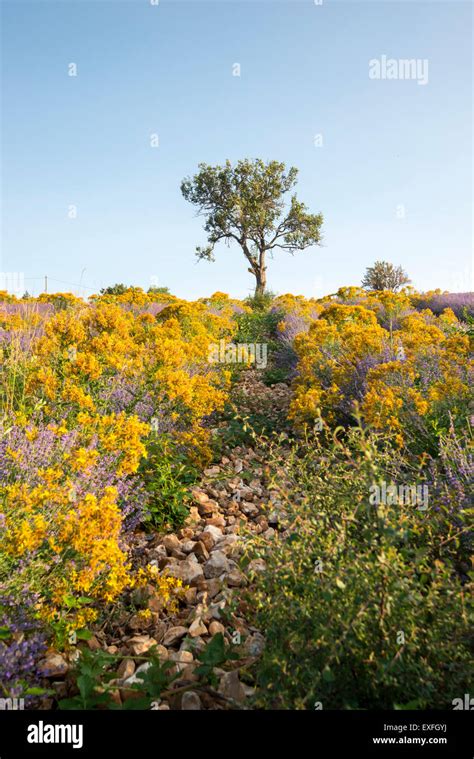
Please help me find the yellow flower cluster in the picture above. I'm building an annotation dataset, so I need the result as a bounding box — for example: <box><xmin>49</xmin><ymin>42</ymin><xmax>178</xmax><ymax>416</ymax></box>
<box><xmin>23</xmin><ymin>297</ymin><xmax>233</xmax><ymax>460</ymax></box>
<box><xmin>133</xmin><ymin>563</ymin><xmax>184</xmax><ymax>615</ymax></box>
<box><xmin>288</xmin><ymin>297</ymin><xmax>472</xmax><ymax>450</ymax></box>
<box><xmin>1</xmin><ymin>473</ymin><xmax>130</xmax><ymax>628</ymax></box>
<box><xmin>274</xmin><ymin>293</ymin><xmax>323</xmax><ymax>337</ymax></box>
<box><xmin>1</xmin><ymin>292</ymin><xmax>235</xmax><ymax>640</ymax></box>
<box><xmin>290</xmin><ymin>304</ymin><xmax>387</xmax><ymax>425</ymax></box>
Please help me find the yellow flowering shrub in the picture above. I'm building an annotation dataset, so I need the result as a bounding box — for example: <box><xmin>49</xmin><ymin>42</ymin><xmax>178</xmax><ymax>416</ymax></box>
<box><xmin>1</xmin><ymin>467</ymin><xmax>129</xmax><ymax>630</ymax></box>
<box><xmin>133</xmin><ymin>563</ymin><xmax>184</xmax><ymax>615</ymax></box>
<box><xmin>290</xmin><ymin>304</ymin><xmax>388</xmax><ymax>425</ymax></box>
<box><xmin>1</xmin><ymin>292</ymin><xmax>234</xmax><ymax>645</ymax></box>
<box><xmin>21</xmin><ymin>297</ymin><xmax>233</xmax><ymax>460</ymax></box>
<box><xmin>289</xmin><ymin>299</ymin><xmax>472</xmax><ymax>452</ymax></box>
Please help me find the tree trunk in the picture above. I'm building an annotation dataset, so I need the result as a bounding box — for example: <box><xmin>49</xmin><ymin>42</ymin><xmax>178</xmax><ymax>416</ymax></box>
<box><xmin>254</xmin><ymin>250</ymin><xmax>267</xmax><ymax>296</ymax></box>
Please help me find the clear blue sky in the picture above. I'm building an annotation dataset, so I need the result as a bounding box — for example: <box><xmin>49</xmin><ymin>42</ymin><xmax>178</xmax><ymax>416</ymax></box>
<box><xmin>1</xmin><ymin>0</ymin><xmax>472</xmax><ymax>298</ymax></box>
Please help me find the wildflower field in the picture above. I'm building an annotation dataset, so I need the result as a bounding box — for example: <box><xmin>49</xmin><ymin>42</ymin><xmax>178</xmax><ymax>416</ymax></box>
<box><xmin>0</xmin><ymin>286</ymin><xmax>472</xmax><ymax>710</ymax></box>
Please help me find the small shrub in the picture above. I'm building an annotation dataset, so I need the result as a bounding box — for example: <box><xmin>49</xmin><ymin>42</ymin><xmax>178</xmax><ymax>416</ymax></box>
<box><xmin>235</xmin><ymin>308</ymin><xmax>282</xmax><ymax>346</ymax></box>
<box><xmin>139</xmin><ymin>436</ymin><xmax>197</xmax><ymax>530</ymax></box>
<box><xmin>244</xmin><ymin>290</ymin><xmax>277</xmax><ymax>312</ymax></box>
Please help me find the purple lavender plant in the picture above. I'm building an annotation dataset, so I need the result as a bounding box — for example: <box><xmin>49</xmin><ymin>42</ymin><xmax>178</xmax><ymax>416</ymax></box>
<box><xmin>0</xmin><ymin>595</ymin><xmax>47</xmax><ymax>700</ymax></box>
<box><xmin>272</xmin><ymin>310</ymin><xmax>313</xmax><ymax>377</ymax></box>
<box><xmin>412</xmin><ymin>292</ymin><xmax>474</xmax><ymax>320</ymax></box>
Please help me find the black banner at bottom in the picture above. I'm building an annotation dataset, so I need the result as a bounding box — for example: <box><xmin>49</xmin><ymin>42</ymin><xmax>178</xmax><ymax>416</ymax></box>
<box><xmin>0</xmin><ymin>710</ymin><xmax>472</xmax><ymax>758</ymax></box>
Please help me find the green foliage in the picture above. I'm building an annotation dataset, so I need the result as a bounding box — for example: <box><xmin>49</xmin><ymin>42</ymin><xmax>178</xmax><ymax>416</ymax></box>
<box><xmin>216</xmin><ymin>395</ymin><xmax>290</xmax><ymax>452</ymax></box>
<box><xmin>261</xmin><ymin>367</ymin><xmax>289</xmax><ymax>386</ymax></box>
<box><xmin>463</xmin><ymin>309</ymin><xmax>474</xmax><ymax>338</ymax></box>
<box><xmin>48</xmin><ymin>597</ymin><xmax>95</xmax><ymax>649</ymax></box>
<box><xmin>147</xmin><ymin>286</ymin><xmax>170</xmax><ymax>295</ymax></box>
<box><xmin>120</xmin><ymin>658</ymin><xmax>178</xmax><ymax>710</ymax></box>
<box><xmin>233</xmin><ymin>305</ymin><xmax>292</xmax><ymax>385</ymax></box>
<box><xmin>140</xmin><ymin>436</ymin><xmax>197</xmax><ymax>530</ymax></box>
<box><xmin>58</xmin><ymin>649</ymin><xmax>118</xmax><ymax>709</ymax></box>
<box><xmin>99</xmin><ymin>283</ymin><xmax>131</xmax><ymax>295</ymax></box>
<box><xmin>194</xmin><ymin>633</ymin><xmax>240</xmax><ymax>687</ymax></box>
<box><xmin>246</xmin><ymin>428</ymin><xmax>472</xmax><ymax>709</ymax></box>
<box><xmin>43</xmin><ymin>294</ymin><xmax>78</xmax><ymax>310</ymax></box>
<box><xmin>362</xmin><ymin>261</ymin><xmax>411</xmax><ymax>292</ymax></box>
<box><xmin>59</xmin><ymin>635</ymin><xmax>241</xmax><ymax>710</ymax></box>
<box><xmin>233</xmin><ymin>308</ymin><xmax>282</xmax><ymax>386</ymax></box>
<box><xmin>58</xmin><ymin>647</ymin><xmax>179</xmax><ymax>710</ymax></box>
<box><xmin>244</xmin><ymin>290</ymin><xmax>276</xmax><ymax>312</ymax></box>
<box><xmin>235</xmin><ymin>307</ymin><xmax>281</xmax><ymax>344</ymax></box>
<box><xmin>214</xmin><ymin>412</ymin><xmax>258</xmax><ymax>451</ymax></box>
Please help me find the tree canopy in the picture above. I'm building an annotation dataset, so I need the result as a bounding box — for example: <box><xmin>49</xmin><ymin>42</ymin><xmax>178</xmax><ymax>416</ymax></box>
<box><xmin>181</xmin><ymin>159</ymin><xmax>323</xmax><ymax>295</ymax></box>
<box><xmin>362</xmin><ymin>261</ymin><xmax>411</xmax><ymax>292</ymax></box>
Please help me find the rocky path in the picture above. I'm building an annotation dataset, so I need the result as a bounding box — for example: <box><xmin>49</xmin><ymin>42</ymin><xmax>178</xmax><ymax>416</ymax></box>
<box><xmin>39</xmin><ymin>374</ymin><xmax>292</xmax><ymax>710</ymax></box>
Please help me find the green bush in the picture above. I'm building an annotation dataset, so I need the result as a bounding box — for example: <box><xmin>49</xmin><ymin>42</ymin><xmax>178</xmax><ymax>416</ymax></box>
<box><xmin>246</xmin><ymin>428</ymin><xmax>472</xmax><ymax>709</ymax></box>
<box><xmin>234</xmin><ymin>308</ymin><xmax>282</xmax><ymax>347</ymax></box>
<box><xmin>140</xmin><ymin>437</ymin><xmax>197</xmax><ymax>530</ymax></box>
<box><xmin>234</xmin><ymin>304</ymin><xmax>290</xmax><ymax>385</ymax></box>
<box><xmin>244</xmin><ymin>290</ymin><xmax>277</xmax><ymax>312</ymax></box>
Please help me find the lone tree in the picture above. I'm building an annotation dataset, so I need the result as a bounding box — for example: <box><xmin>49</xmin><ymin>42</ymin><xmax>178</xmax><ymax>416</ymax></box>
<box><xmin>362</xmin><ymin>261</ymin><xmax>411</xmax><ymax>292</ymax></box>
<box><xmin>181</xmin><ymin>159</ymin><xmax>324</xmax><ymax>295</ymax></box>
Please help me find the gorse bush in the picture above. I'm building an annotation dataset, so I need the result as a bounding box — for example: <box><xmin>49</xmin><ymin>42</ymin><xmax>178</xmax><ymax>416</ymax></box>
<box><xmin>246</xmin><ymin>427</ymin><xmax>472</xmax><ymax>709</ymax></box>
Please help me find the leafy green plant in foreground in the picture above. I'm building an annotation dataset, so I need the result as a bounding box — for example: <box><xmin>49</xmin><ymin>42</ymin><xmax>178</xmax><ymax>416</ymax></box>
<box><xmin>59</xmin><ymin>634</ymin><xmax>242</xmax><ymax>710</ymax></box>
<box><xmin>194</xmin><ymin>632</ymin><xmax>240</xmax><ymax>687</ymax></box>
<box><xmin>140</xmin><ymin>436</ymin><xmax>197</xmax><ymax>530</ymax></box>
<box><xmin>246</xmin><ymin>427</ymin><xmax>473</xmax><ymax>709</ymax></box>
